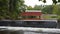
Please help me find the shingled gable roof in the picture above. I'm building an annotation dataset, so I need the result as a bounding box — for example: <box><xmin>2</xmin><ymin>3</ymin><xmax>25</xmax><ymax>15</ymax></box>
<box><xmin>21</xmin><ymin>12</ymin><xmax>42</xmax><ymax>16</ymax></box>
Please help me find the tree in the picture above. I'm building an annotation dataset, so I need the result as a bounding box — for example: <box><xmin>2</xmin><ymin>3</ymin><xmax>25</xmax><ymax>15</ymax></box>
<box><xmin>27</xmin><ymin>5</ymin><xmax>42</xmax><ymax>10</ymax></box>
<box><xmin>0</xmin><ymin>0</ymin><xmax>25</xmax><ymax>20</ymax></box>
<box><xmin>52</xmin><ymin>0</ymin><xmax>57</xmax><ymax>4</ymax></box>
<box><xmin>43</xmin><ymin>0</ymin><xmax>46</xmax><ymax>3</ymax></box>
<box><xmin>0</xmin><ymin>0</ymin><xmax>8</xmax><ymax>19</ymax></box>
<box><xmin>41</xmin><ymin>5</ymin><xmax>53</xmax><ymax>14</ymax></box>
<box><xmin>33</xmin><ymin>5</ymin><xmax>42</xmax><ymax>10</ymax></box>
<box><xmin>53</xmin><ymin>5</ymin><xmax>60</xmax><ymax>19</ymax></box>
<box><xmin>39</xmin><ymin>0</ymin><xmax>60</xmax><ymax>4</ymax></box>
<box><xmin>52</xmin><ymin>5</ymin><xmax>58</xmax><ymax>14</ymax></box>
<box><xmin>58</xmin><ymin>0</ymin><xmax>60</xmax><ymax>2</ymax></box>
<box><xmin>27</xmin><ymin>6</ymin><xmax>33</xmax><ymax>10</ymax></box>
<box><xmin>39</xmin><ymin>0</ymin><xmax>46</xmax><ymax>3</ymax></box>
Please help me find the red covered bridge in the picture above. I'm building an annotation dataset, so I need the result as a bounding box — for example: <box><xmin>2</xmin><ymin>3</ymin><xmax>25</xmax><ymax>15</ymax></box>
<box><xmin>20</xmin><ymin>10</ymin><xmax>42</xmax><ymax>20</ymax></box>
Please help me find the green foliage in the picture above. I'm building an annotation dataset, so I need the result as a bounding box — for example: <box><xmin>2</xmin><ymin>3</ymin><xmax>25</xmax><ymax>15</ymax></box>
<box><xmin>58</xmin><ymin>5</ymin><xmax>60</xmax><ymax>15</ymax></box>
<box><xmin>52</xmin><ymin>0</ymin><xmax>57</xmax><ymax>4</ymax></box>
<box><xmin>0</xmin><ymin>0</ymin><xmax>25</xmax><ymax>20</ymax></box>
<box><xmin>42</xmin><ymin>5</ymin><xmax>60</xmax><ymax>15</ymax></box>
<box><xmin>39</xmin><ymin>0</ymin><xmax>41</xmax><ymax>1</ymax></box>
<box><xmin>52</xmin><ymin>5</ymin><xmax>58</xmax><ymax>14</ymax></box>
<box><xmin>0</xmin><ymin>0</ymin><xmax>8</xmax><ymax>19</ymax></box>
<box><xmin>27</xmin><ymin>5</ymin><xmax>42</xmax><ymax>10</ymax></box>
<box><xmin>58</xmin><ymin>0</ymin><xmax>60</xmax><ymax>2</ymax></box>
<box><xmin>27</xmin><ymin>6</ymin><xmax>33</xmax><ymax>10</ymax></box>
<box><xmin>52</xmin><ymin>5</ymin><xmax>60</xmax><ymax>15</ymax></box>
<box><xmin>43</xmin><ymin>0</ymin><xmax>46</xmax><ymax>3</ymax></box>
<box><xmin>39</xmin><ymin>0</ymin><xmax>46</xmax><ymax>3</ymax></box>
<box><xmin>34</xmin><ymin>5</ymin><xmax>42</xmax><ymax>10</ymax></box>
<box><xmin>39</xmin><ymin>0</ymin><xmax>60</xmax><ymax>4</ymax></box>
<box><xmin>51</xmin><ymin>16</ymin><xmax>57</xmax><ymax>18</ymax></box>
<box><xmin>52</xmin><ymin>5</ymin><xmax>60</xmax><ymax>19</ymax></box>
<box><xmin>41</xmin><ymin>5</ymin><xmax>53</xmax><ymax>14</ymax></box>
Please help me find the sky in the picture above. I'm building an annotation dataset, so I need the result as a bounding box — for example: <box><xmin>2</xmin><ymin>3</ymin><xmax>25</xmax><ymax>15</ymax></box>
<box><xmin>24</xmin><ymin>0</ymin><xmax>53</xmax><ymax>7</ymax></box>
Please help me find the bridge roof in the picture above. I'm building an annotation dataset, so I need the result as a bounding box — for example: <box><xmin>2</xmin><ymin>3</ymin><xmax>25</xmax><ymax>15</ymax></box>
<box><xmin>26</xmin><ymin>10</ymin><xmax>41</xmax><ymax>12</ymax></box>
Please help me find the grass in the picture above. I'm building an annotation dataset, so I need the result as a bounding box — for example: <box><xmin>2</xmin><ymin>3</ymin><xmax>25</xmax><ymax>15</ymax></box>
<box><xmin>43</xmin><ymin>15</ymin><xmax>57</xmax><ymax>19</ymax></box>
